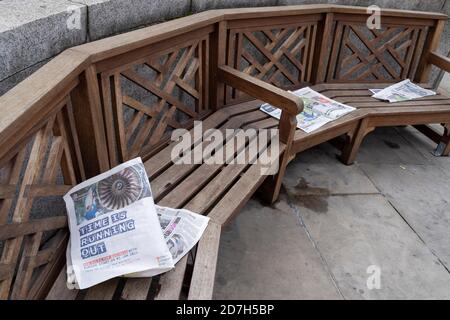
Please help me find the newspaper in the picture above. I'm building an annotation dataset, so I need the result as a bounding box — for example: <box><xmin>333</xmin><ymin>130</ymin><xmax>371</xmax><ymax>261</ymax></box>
<box><xmin>64</xmin><ymin>158</ymin><xmax>174</xmax><ymax>289</ymax></box>
<box><xmin>260</xmin><ymin>87</ymin><xmax>355</xmax><ymax>133</ymax></box>
<box><xmin>372</xmin><ymin>79</ymin><xmax>436</xmax><ymax>103</ymax></box>
<box><xmin>156</xmin><ymin>206</ymin><xmax>209</xmax><ymax>264</ymax></box>
<box><xmin>369</xmin><ymin>89</ymin><xmax>382</xmax><ymax>94</ymax></box>
<box><xmin>68</xmin><ymin>204</ymin><xmax>211</xmax><ymax>285</ymax></box>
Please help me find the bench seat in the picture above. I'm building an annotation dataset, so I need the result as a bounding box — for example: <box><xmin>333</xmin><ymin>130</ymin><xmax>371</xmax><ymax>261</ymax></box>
<box><xmin>311</xmin><ymin>83</ymin><xmax>450</xmax><ymax>164</ymax></box>
<box><xmin>46</xmin><ymin>101</ymin><xmax>284</xmax><ymax>300</ymax></box>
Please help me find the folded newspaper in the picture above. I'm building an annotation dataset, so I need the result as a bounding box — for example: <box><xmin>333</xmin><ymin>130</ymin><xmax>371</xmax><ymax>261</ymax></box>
<box><xmin>371</xmin><ymin>79</ymin><xmax>436</xmax><ymax>103</ymax></box>
<box><xmin>64</xmin><ymin>157</ymin><xmax>209</xmax><ymax>289</ymax></box>
<box><xmin>156</xmin><ymin>206</ymin><xmax>209</xmax><ymax>265</ymax></box>
<box><xmin>260</xmin><ymin>87</ymin><xmax>355</xmax><ymax>133</ymax></box>
<box><xmin>125</xmin><ymin>206</ymin><xmax>209</xmax><ymax>278</ymax></box>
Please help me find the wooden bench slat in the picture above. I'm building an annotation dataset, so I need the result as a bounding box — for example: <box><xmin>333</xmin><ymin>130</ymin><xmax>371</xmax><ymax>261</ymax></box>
<box><xmin>158</xmin><ymin>126</ymin><xmax>260</xmax><ymax>209</ymax></box>
<box><xmin>351</xmin><ymin>99</ymin><xmax>450</xmax><ymax>108</ymax></box>
<box><xmin>243</xmin><ymin>117</ymin><xmax>279</xmax><ymax>130</ymax></box>
<box><xmin>322</xmin><ymin>90</ymin><xmax>382</xmax><ymax>98</ymax></box>
<box><xmin>150</xmin><ymin>127</ymin><xmax>235</xmax><ymax>201</ymax></box>
<box><xmin>149</xmin><ymin>110</ymin><xmax>267</xmax><ymax>200</ymax></box>
<box><xmin>312</xmin><ymin>82</ymin><xmax>396</xmax><ymax>92</ymax></box>
<box><xmin>153</xmin><ymin>121</ymin><xmax>273</xmax><ymax>299</ymax></box>
<box><xmin>154</xmin><ymin>255</ymin><xmax>188</xmax><ymax>300</ymax></box>
<box><xmin>222</xmin><ymin>100</ymin><xmax>263</xmax><ymax>116</ymax></box>
<box><xmin>187</xmin><ymin>128</ymin><xmax>277</xmax><ymax>212</ymax></box>
<box><xmin>336</xmin><ymin>94</ymin><xmax>450</xmax><ymax>104</ymax></box>
<box><xmin>158</xmin><ymin>163</ymin><xmax>223</xmax><ymax>208</ymax></box>
<box><xmin>144</xmin><ymin>110</ymin><xmax>228</xmax><ymax>179</ymax></box>
<box><xmin>84</xmin><ymin>278</ymin><xmax>120</xmax><ymax>300</ymax></box>
<box><xmin>0</xmin><ymin>185</ymin><xmax>16</xmax><ymax>199</ymax></box>
<box><xmin>45</xmin><ymin>268</ymin><xmax>78</xmax><ymax>300</ymax></box>
<box><xmin>208</xmin><ymin>142</ymin><xmax>284</xmax><ymax>226</ymax></box>
<box><xmin>367</xmin><ymin>106</ymin><xmax>450</xmax><ymax>117</ymax></box>
<box><xmin>0</xmin><ymin>216</ymin><xmax>67</xmax><ymax>241</ymax></box>
<box><xmin>120</xmin><ymin>278</ymin><xmax>152</xmax><ymax>300</ymax></box>
<box><xmin>312</xmin><ymin>82</ymin><xmax>433</xmax><ymax>93</ymax></box>
<box><xmin>0</xmin><ymin>263</ymin><xmax>15</xmax><ymax>282</ymax></box>
<box><xmin>26</xmin><ymin>184</ymin><xmax>73</xmax><ymax>198</ymax></box>
<box><xmin>152</xmin><ymin>145</ymin><xmax>263</xmax><ymax>300</ymax></box>
<box><xmin>187</xmin><ymin>222</ymin><xmax>221</xmax><ymax>300</ymax></box>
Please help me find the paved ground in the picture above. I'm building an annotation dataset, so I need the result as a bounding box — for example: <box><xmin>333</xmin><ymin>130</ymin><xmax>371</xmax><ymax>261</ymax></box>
<box><xmin>213</xmin><ymin>121</ymin><xmax>450</xmax><ymax>299</ymax></box>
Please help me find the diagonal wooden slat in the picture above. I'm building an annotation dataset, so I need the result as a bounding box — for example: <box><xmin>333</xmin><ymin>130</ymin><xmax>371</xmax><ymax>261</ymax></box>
<box><xmin>0</xmin><ymin>217</ymin><xmax>67</xmax><ymax>241</ymax></box>
<box><xmin>331</xmin><ymin>22</ymin><xmax>425</xmax><ymax>82</ymax></box>
<box><xmin>104</xmin><ymin>38</ymin><xmax>209</xmax><ymax>161</ymax></box>
<box><xmin>0</xmin><ymin>185</ymin><xmax>16</xmax><ymax>199</ymax></box>
<box><xmin>0</xmin><ymin>118</ymin><xmax>55</xmax><ymax>299</ymax></box>
<box><xmin>122</xmin><ymin>70</ymin><xmax>196</xmax><ymax>117</ymax></box>
<box><xmin>244</xmin><ymin>31</ymin><xmax>298</xmax><ymax>84</ymax></box>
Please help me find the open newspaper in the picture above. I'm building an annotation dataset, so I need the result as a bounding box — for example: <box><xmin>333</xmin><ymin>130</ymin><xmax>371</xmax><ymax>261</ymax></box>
<box><xmin>64</xmin><ymin>158</ymin><xmax>174</xmax><ymax>289</ymax></box>
<box><xmin>156</xmin><ymin>206</ymin><xmax>209</xmax><ymax>264</ymax></box>
<box><xmin>260</xmin><ymin>87</ymin><xmax>355</xmax><ymax>133</ymax></box>
<box><xmin>372</xmin><ymin>79</ymin><xmax>436</xmax><ymax>103</ymax></box>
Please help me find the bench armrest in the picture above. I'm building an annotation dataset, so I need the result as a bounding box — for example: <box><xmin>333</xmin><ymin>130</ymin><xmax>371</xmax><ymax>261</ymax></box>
<box><xmin>428</xmin><ymin>51</ymin><xmax>450</xmax><ymax>73</ymax></box>
<box><xmin>217</xmin><ymin>65</ymin><xmax>303</xmax><ymax>115</ymax></box>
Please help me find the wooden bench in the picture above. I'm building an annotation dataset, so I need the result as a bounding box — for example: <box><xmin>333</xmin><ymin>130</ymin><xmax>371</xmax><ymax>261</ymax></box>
<box><xmin>311</xmin><ymin>82</ymin><xmax>450</xmax><ymax>164</ymax></box>
<box><xmin>46</xmin><ymin>91</ymin><xmax>293</xmax><ymax>300</ymax></box>
<box><xmin>0</xmin><ymin>4</ymin><xmax>449</xmax><ymax>300</ymax></box>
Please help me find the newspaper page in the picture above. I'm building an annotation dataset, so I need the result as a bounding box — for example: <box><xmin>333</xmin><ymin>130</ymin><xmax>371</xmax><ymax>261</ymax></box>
<box><xmin>156</xmin><ymin>206</ymin><xmax>210</xmax><ymax>264</ymax></box>
<box><xmin>260</xmin><ymin>87</ymin><xmax>355</xmax><ymax>133</ymax></box>
<box><xmin>64</xmin><ymin>158</ymin><xmax>174</xmax><ymax>289</ymax></box>
<box><xmin>369</xmin><ymin>89</ymin><xmax>382</xmax><ymax>94</ymax></box>
<box><xmin>372</xmin><ymin>79</ymin><xmax>436</xmax><ymax>103</ymax></box>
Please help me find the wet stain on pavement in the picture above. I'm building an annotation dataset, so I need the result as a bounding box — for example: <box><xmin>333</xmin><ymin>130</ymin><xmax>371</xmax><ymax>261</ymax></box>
<box><xmin>283</xmin><ymin>178</ymin><xmax>330</xmax><ymax>214</ymax></box>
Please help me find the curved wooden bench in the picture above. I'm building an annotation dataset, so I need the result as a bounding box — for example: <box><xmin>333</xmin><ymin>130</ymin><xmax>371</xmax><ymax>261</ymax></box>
<box><xmin>0</xmin><ymin>4</ymin><xmax>448</xmax><ymax>300</ymax></box>
<box><xmin>46</xmin><ymin>102</ymin><xmax>286</xmax><ymax>300</ymax></box>
<box><xmin>311</xmin><ymin>82</ymin><xmax>450</xmax><ymax>164</ymax></box>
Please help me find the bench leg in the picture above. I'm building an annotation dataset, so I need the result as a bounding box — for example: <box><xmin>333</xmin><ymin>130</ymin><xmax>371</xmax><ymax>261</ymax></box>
<box><xmin>260</xmin><ymin>112</ymin><xmax>297</xmax><ymax>204</ymax></box>
<box><xmin>433</xmin><ymin>124</ymin><xmax>450</xmax><ymax>157</ymax></box>
<box><xmin>260</xmin><ymin>152</ymin><xmax>294</xmax><ymax>204</ymax></box>
<box><xmin>260</xmin><ymin>152</ymin><xmax>293</xmax><ymax>205</ymax></box>
<box><xmin>340</xmin><ymin>119</ymin><xmax>374</xmax><ymax>165</ymax></box>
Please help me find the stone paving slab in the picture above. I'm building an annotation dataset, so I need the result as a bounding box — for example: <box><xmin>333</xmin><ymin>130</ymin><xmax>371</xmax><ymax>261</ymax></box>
<box><xmin>294</xmin><ymin>142</ymin><xmax>343</xmax><ymax>164</ymax></box>
<box><xmin>353</xmin><ymin>127</ymin><xmax>431</xmax><ymax>165</ymax></box>
<box><xmin>396</xmin><ymin>126</ymin><xmax>450</xmax><ymax>170</ymax></box>
<box><xmin>283</xmin><ymin>157</ymin><xmax>379</xmax><ymax>196</ymax></box>
<box><xmin>290</xmin><ymin>193</ymin><xmax>450</xmax><ymax>299</ymax></box>
<box><xmin>213</xmin><ymin>197</ymin><xmax>342</xmax><ymax>300</ymax></box>
<box><xmin>360</xmin><ymin>163</ymin><xmax>450</xmax><ymax>270</ymax></box>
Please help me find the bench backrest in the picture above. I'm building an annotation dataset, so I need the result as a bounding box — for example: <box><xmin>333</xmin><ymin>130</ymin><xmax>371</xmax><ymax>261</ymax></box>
<box><xmin>223</xmin><ymin>7</ymin><xmax>446</xmax><ymax>104</ymax></box>
<box><xmin>323</xmin><ymin>13</ymin><xmax>445</xmax><ymax>83</ymax></box>
<box><xmin>0</xmin><ymin>4</ymin><xmax>446</xmax><ymax>299</ymax></box>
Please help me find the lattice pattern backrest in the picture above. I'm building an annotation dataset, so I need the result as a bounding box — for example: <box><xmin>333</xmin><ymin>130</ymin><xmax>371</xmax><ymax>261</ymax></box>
<box><xmin>100</xmin><ymin>35</ymin><xmax>211</xmax><ymax>165</ymax></box>
<box><xmin>0</xmin><ymin>95</ymin><xmax>84</xmax><ymax>299</ymax></box>
<box><xmin>325</xmin><ymin>16</ymin><xmax>431</xmax><ymax>82</ymax></box>
<box><xmin>224</xmin><ymin>15</ymin><xmax>323</xmax><ymax>105</ymax></box>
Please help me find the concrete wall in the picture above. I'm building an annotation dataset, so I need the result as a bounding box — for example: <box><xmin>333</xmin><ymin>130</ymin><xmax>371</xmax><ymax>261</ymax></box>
<box><xmin>1</xmin><ymin>0</ymin><xmax>449</xmax><ymax>95</ymax></box>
